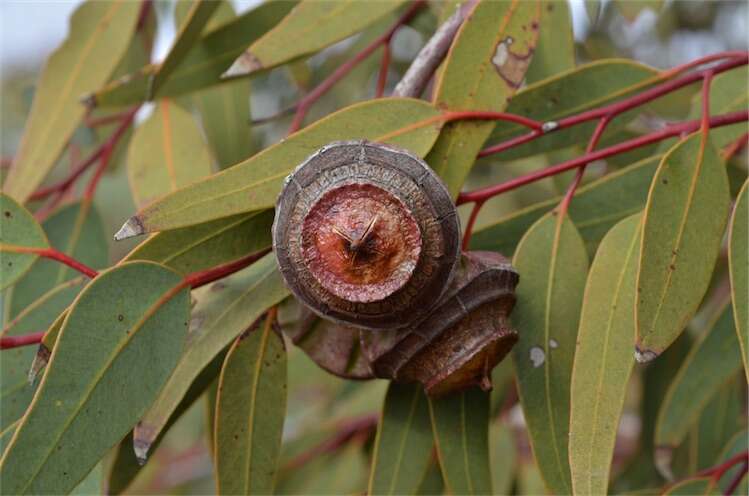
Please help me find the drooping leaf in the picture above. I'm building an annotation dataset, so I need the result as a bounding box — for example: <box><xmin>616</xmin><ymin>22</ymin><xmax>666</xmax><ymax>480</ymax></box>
<box><xmin>489</xmin><ymin>420</ymin><xmax>517</xmax><ymax>495</ymax></box>
<box><xmin>636</xmin><ymin>133</ymin><xmax>730</xmax><ymax>360</ymax></box>
<box><xmin>126</xmin><ymin>100</ymin><xmax>213</xmax><ymax>207</ymax></box>
<box><xmin>1</xmin><ymin>278</ymin><xmax>86</xmax><ymax>432</ymax></box>
<box><xmin>569</xmin><ymin>214</ymin><xmax>641</xmax><ymax>495</ymax></box>
<box><xmin>0</xmin><ymin>261</ymin><xmax>190</xmax><ymax>494</ymax></box>
<box><xmin>524</xmin><ymin>1</ymin><xmax>575</xmax><ymax>84</ymax></box>
<box><xmin>124</xmin><ymin>210</ymin><xmax>273</xmax><ymax>274</ymax></box>
<box><xmin>149</xmin><ymin>0</ymin><xmax>220</xmax><ymax>99</ymax></box>
<box><xmin>368</xmin><ymin>383</ymin><xmax>433</xmax><ymax>496</ymax></box>
<box><xmin>133</xmin><ymin>254</ymin><xmax>288</xmax><ymax>461</ymax></box>
<box><xmin>2</xmin><ymin>1</ymin><xmax>140</xmax><ymax>201</ymax></box>
<box><xmin>470</xmin><ymin>154</ymin><xmax>661</xmax><ymax>256</ymax></box>
<box><xmin>9</xmin><ymin>200</ymin><xmax>108</xmax><ymax>318</ymax></box>
<box><xmin>429</xmin><ymin>388</ymin><xmax>492</xmax><ymax>495</ymax></box>
<box><xmin>115</xmin><ymin>98</ymin><xmax>442</xmax><ymax>237</ymax></box>
<box><xmin>654</xmin><ymin>305</ymin><xmax>742</xmax><ymax>463</ymax></box>
<box><xmin>486</xmin><ymin>60</ymin><xmax>661</xmax><ymax>161</ymax></box>
<box><xmin>0</xmin><ymin>194</ymin><xmax>48</xmax><ymax>290</ymax></box>
<box><xmin>728</xmin><ymin>180</ymin><xmax>748</xmax><ymax>381</ymax></box>
<box><xmin>215</xmin><ymin>317</ymin><xmax>287</xmax><ymax>495</ymax></box>
<box><xmin>224</xmin><ymin>0</ymin><xmax>406</xmax><ymax>76</ymax></box>
<box><xmin>90</xmin><ymin>1</ymin><xmax>296</xmax><ymax>106</ymax></box>
<box><xmin>511</xmin><ymin>212</ymin><xmax>589</xmax><ymax>495</ymax></box>
<box><xmin>427</xmin><ymin>0</ymin><xmax>541</xmax><ymax>197</ymax></box>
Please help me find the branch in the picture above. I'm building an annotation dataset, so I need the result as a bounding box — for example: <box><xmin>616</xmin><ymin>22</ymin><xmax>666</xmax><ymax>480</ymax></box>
<box><xmin>0</xmin><ymin>331</ymin><xmax>45</xmax><ymax>350</ymax></box>
<box><xmin>182</xmin><ymin>247</ymin><xmax>272</xmax><ymax>289</ymax></box>
<box><xmin>0</xmin><ymin>245</ymin><xmax>98</xmax><ymax>278</ymax></box>
<box><xmin>392</xmin><ymin>0</ymin><xmax>479</xmax><ymax>97</ymax></box>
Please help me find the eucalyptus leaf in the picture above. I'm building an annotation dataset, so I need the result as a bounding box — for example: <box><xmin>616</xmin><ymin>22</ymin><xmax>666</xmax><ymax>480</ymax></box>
<box><xmin>728</xmin><ymin>180</ymin><xmax>748</xmax><ymax>381</ymax></box>
<box><xmin>0</xmin><ymin>194</ymin><xmax>48</xmax><ymax>291</ymax></box>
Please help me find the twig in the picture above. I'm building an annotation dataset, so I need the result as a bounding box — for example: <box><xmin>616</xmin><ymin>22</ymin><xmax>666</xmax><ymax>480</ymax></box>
<box><xmin>287</xmin><ymin>1</ymin><xmax>425</xmax><ymax>133</ymax></box>
<box><xmin>183</xmin><ymin>247</ymin><xmax>271</xmax><ymax>289</ymax></box>
<box><xmin>724</xmin><ymin>461</ymin><xmax>748</xmax><ymax>496</ymax></box>
<box><xmin>0</xmin><ymin>331</ymin><xmax>45</xmax><ymax>350</ymax></box>
<box><xmin>375</xmin><ymin>43</ymin><xmax>391</xmax><ymax>98</ymax></box>
<box><xmin>0</xmin><ymin>245</ymin><xmax>98</xmax><ymax>278</ymax></box>
<box><xmin>723</xmin><ymin>133</ymin><xmax>748</xmax><ymax>161</ymax></box>
<box><xmin>392</xmin><ymin>0</ymin><xmax>479</xmax><ymax>97</ymax></box>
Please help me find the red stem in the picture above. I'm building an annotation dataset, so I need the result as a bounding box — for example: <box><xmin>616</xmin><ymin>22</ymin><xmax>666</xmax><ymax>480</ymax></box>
<box><xmin>182</xmin><ymin>247</ymin><xmax>272</xmax><ymax>289</ymax></box>
<box><xmin>697</xmin><ymin>451</ymin><xmax>749</xmax><ymax>480</ymax></box>
<box><xmin>287</xmin><ymin>0</ymin><xmax>425</xmax><ymax>133</ymax></box>
<box><xmin>457</xmin><ymin>110</ymin><xmax>748</xmax><ymax>206</ymax></box>
<box><xmin>462</xmin><ymin>199</ymin><xmax>484</xmax><ymax>250</ymax></box>
<box><xmin>724</xmin><ymin>461</ymin><xmax>748</xmax><ymax>495</ymax></box>
<box><xmin>0</xmin><ymin>331</ymin><xmax>45</xmax><ymax>350</ymax></box>
<box><xmin>444</xmin><ymin>110</ymin><xmax>543</xmax><ymax>130</ymax></box>
<box><xmin>723</xmin><ymin>133</ymin><xmax>748</xmax><ymax>160</ymax></box>
<box><xmin>660</xmin><ymin>50</ymin><xmax>748</xmax><ymax>78</ymax></box>
<box><xmin>39</xmin><ymin>248</ymin><xmax>99</xmax><ymax>278</ymax></box>
<box><xmin>376</xmin><ymin>43</ymin><xmax>391</xmax><ymax>98</ymax></box>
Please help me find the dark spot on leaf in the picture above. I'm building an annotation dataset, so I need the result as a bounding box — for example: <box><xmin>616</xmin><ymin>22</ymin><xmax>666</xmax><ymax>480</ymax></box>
<box><xmin>118</xmin><ymin>314</ymin><xmax>124</xmax><ymax>321</ymax></box>
<box><xmin>662</xmin><ymin>178</ymin><xmax>668</xmax><ymax>185</ymax></box>
<box><xmin>7</xmin><ymin>261</ymin><xmax>12</xmax><ymax>267</ymax></box>
<box><xmin>4</xmin><ymin>210</ymin><xmax>11</xmax><ymax>218</ymax></box>
<box><xmin>547</xmin><ymin>3</ymin><xmax>554</xmax><ymax>11</ymax></box>
<box><xmin>550</xmin><ymin>96</ymin><xmax>559</xmax><ymax>105</ymax></box>
<box><xmin>531</xmin><ymin>21</ymin><xmax>539</xmax><ymax>30</ymax></box>
<box><xmin>669</xmin><ymin>264</ymin><xmax>676</xmax><ymax>270</ymax></box>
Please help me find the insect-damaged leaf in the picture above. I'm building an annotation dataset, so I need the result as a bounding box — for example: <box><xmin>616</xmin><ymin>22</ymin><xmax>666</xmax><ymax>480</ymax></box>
<box><xmin>115</xmin><ymin>98</ymin><xmax>442</xmax><ymax>238</ymax></box>
<box><xmin>654</xmin><ymin>305</ymin><xmax>742</xmax><ymax>472</ymax></box>
<box><xmin>90</xmin><ymin>1</ymin><xmax>295</xmax><ymax>107</ymax></box>
<box><xmin>133</xmin><ymin>254</ymin><xmax>288</xmax><ymax>462</ymax></box>
<box><xmin>728</xmin><ymin>180</ymin><xmax>748</xmax><ymax>382</ymax></box>
<box><xmin>511</xmin><ymin>211</ymin><xmax>589</xmax><ymax>495</ymax></box>
<box><xmin>126</xmin><ymin>100</ymin><xmax>213</xmax><ymax>207</ymax></box>
<box><xmin>0</xmin><ymin>262</ymin><xmax>189</xmax><ymax>494</ymax></box>
<box><xmin>2</xmin><ymin>1</ymin><xmax>140</xmax><ymax>202</ymax></box>
<box><xmin>368</xmin><ymin>383</ymin><xmax>433</xmax><ymax>496</ymax></box>
<box><xmin>636</xmin><ymin>132</ymin><xmax>730</xmax><ymax>361</ymax></box>
<box><xmin>569</xmin><ymin>214</ymin><xmax>641</xmax><ymax>495</ymax></box>
<box><xmin>215</xmin><ymin>317</ymin><xmax>287</xmax><ymax>495</ymax></box>
<box><xmin>427</xmin><ymin>0</ymin><xmax>541</xmax><ymax>197</ymax></box>
<box><xmin>429</xmin><ymin>388</ymin><xmax>492</xmax><ymax>495</ymax></box>
<box><xmin>0</xmin><ymin>194</ymin><xmax>48</xmax><ymax>290</ymax></box>
<box><xmin>470</xmin><ymin>154</ymin><xmax>661</xmax><ymax>257</ymax></box>
<box><xmin>224</xmin><ymin>0</ymin><xmax>406</xmax><ymax>77</ymax></box>
<box><xmin>8</xmin><ymin>200</ymin><xmax>108</xmax><ymax>318</ymax></box>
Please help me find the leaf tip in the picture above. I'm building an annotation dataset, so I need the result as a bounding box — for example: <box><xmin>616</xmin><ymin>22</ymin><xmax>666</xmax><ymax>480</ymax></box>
<box><xmin>114</xmin><ymin>216</ymin><xmax>145</xmax><ymax>241</ymax></box>
<box><xmin>27</xmin><ymin>344</ymin><xmax>51</xmax><ymax>384</ymax></box>
<box><xmin>222</xmin><ymin>52</ymin><xmax>262</xmax><ymax>78</ymax></box>
<box><xmin>634</xmin><ymin>346</ymin><xmax>658</xmax><ymax>364</ymax></box>
<box><xmin>655</xmin><ymin>446</ymin><xmax>675</xmax><ymax>481</ymax></box>
<box><xmin>133</xmin><ymin>436</ymin><xmax>151</xmax><ymax>466</ymax></box>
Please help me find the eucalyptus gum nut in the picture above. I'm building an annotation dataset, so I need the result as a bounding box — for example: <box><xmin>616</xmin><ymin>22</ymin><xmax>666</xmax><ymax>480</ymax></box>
<box><xmin>272</xmin><ymin>140</ymin><xmax>461</xmax><ymax>331</ymax></box>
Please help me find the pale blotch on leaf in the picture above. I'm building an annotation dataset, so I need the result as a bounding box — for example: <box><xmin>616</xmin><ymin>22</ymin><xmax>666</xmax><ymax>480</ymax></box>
<box><xmin>634</xmin><ymin>347</ymin><xmax>658</xmax><ymax>364</ymax></box>
<box><xmin>549</xmin><ymin>338</ymin><xmax>559</xmax><ymax>349</ymax></box>
<box><xmin>529</xmin><ymin>346</ymin><xmax>545</xmax><ymax>368</ymax></box>
<box><xmin>491</xmin><ymin>35</ymin><xmax>533</xmax><ymax>88</ymax></box>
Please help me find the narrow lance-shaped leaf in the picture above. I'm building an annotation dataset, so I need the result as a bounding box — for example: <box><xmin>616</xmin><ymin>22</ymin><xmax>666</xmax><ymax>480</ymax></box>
<box><xmin>569</xmin><ymin>213</ymin><xmax>641</xmax><ymax>495</ymax></box>
<box><xmin>215</xmin><ymin>316</ymin><xmax>287</xmax><ymax>495</ymax></box>
<box><xmin>524</xmin><ymin>1</ymin><xmax>574</xmax><ymax>84</ymax></box>
<box><xmin>3</xmin><ymin>0</ymin><xmax>140</xmax><ymax>201</ymax></box>
<box><xmin>126</xmin><ymin>99</ymin><xmax>213</xmax><ymax>207</ymax></box>
<box><xmin>0</xmin><ymin>261</ymin><xmax>190</xmax><ymax>494</ymax></box>
<box><xmin>224</xmin><ymin>0</ymin><xmax>406</xmax><ymax>76</ymax></box>
<box><xmin>471</xmin><ymin>154</ymin><xmax>661</xmax><ymax>257</ymax></box>
<box><xmin>636</xmin><ymin>132</ymin><xmax>730</xmax><ymax>361</ymax></box>
<box><xmin>89</xmin><ymin>1</ymin><xmax>296</xmax><ymax>107</ymax></box>
<box><xmin>489</xmin><ymin>420</ymin><xmax>517</xmax><ymax>495</ymax></box>
<box><xmin>148</xmin><ymin>0</ymin><xmax>220</xmax><ymax>99</ymax></box>
<box><xmin>114</xmin><ymin>98</ymin><xmax>443</xmax><ymax>238</ymax></box>
<box><xmin>9</xmin><ymin>200</ymin><xmax>108</xmax><ymax>318</ymax></box>
<box><xmin>427</xmin><ymin>0</ymin><xmax>541</xmax><ymax>196</ymax></box>
<box><xmin>429</xmin><ymin>388</ymin><xmax>492</xmax><ymax>495</ymax></box>
<box><xmin>0</xmin><ymin>193</ymin><xmax>48</xmax><ymax>290</ymax></box>
<box><xmin>511</xmin><ymin>211</ymin><xmax>589</xmax><ymax>495</ymax></box>
<box><xmin>654</xmin><ymin>304</ymin><xmax>742</xmax><ymax>475</ymax></box>
<box><xmin>368</xmin><ymin>383</ymin><xmax>434</xmax><ymax>496</ymax></box>
<box><xmin>728</xmin><ymin>180</ymin><xmax>748</xmax><ymax>381</ymax></box>
<box><xmin>133</xmin><ymin>254</ymin><xmax>289</xmax><ymax>461</ymax></box>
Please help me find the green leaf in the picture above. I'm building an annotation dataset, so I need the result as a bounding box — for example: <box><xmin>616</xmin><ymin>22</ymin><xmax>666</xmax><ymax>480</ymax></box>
<box><xmin>427</xmin><ymin>0</ymin><xmax>541</xmax><ymax>197</ymax></box>
<box><xmin>8</xmin><ymin>201</ymin><xmax>108</xmax><ymax>318</ymax></box>
<box><xmin>486</xmin><ymin>60</ymin><xmax>661</xmax><ymax>162</ymax></box>
<box><xmin>2</xmin><ymin>1</ymin><xmax>140</xmax><ymax>201</ymax></box>
<box><xmin>0</xmin><ymin>194</ymin><xmax>48</xmax><ymax>290</ymax></box>
<box><xmin>429</xmin><ymin>389</ymin><xmax>492</xmax><ymax>495</ymax></box>
<box><xmin>662</xmin><ymin>477</ymin><xmax>717</xmax><ymax>496</ymax></box>
<box><xmin>636</xmin><ymin>133</ymin><xmax>730</xmax><ymax>360</ymax></box>
<box><xmin>91</xmin><ymin>1</ymin><xmax>295</xmax><ymax>107</ymax></box>
<box><xmin>278</xmin><ymin>441</ymin><xmax>368</xmax><ymax>494</ymax></box>
<box><xmin>368</xmin><ymin>383</ymin><xmax>433</xmax><ymax>496</ymax></box>
<box><xmin>690</xmin><ymin>68</ymin><xmax>748</xmax><ymax>149</ymax></box>
<box><xmin>470</xmin><ymin>154</ymin><xmax>661</xmax><ymax>257</ymax></box>
<box><xmin>1</xmin><ymin>278</ymin><xmax>87</xmax><ymax>432</ymax></box>
<box><xmin>692</xmin><ymin>379</ymin><xmax>743</xmax><ymax>472</ymax></box>
<box><xmin>715</xmin><ymin>428</ymin><xmax>748</xmax><ymax>493</ymax></box>
<box><xmin>654</xmin><ymin>305</ymin><xmax>742</xmax><ymax>457</ymax></box>
<box><xmin>511</xmin><ymin>212</ymin><xmax>589</xmax><ymax>495</ymax></box>
<box><xmin>0</xmin><ymin>261</ymin><xmax>190</xmax><ymax>494</ymax></box>
<box><xmin>489</xmin><ymin>420</ymin><xmax>517</xmax><ymax>495</ymax></box>
<box><xmin>518</xmin><ymin>462</ymin><xmax>547</xmax><ymax>495</ymax></box>
<box><xmin>149</xmin><ymin>0</ymin><xmax>220</xmax><ymax>99</ymax></box>
<box><xmin>569</xmin><ymin>214</ymin><xmax>641</xmax><ymax>495</ymax></box>
<box><xmin>524</xmin><ymin>1</ymin><xmax>575</xmax><ymax>84</ymax></box>
<box><xmin>415</xmin><ymin>458</ymin><xmax>444</xmax><ymax>495</ymax></box>
<box><xmin>215</xmin><ymin>318</ymin><xmax>287</xmax><ymax>495</ymax></box>
<box><xmin>133</xmin><ymin>254</ymin><xmax>288</xmax><ymax>461</ymax></box>
<box><xmin>124</xmin><ymin>210</ymin><xmax>273</xmax><ymax>274</ymax></box>
<box><xmin>224</xmin><ymin>0</ymin><xmax>406</xmax><ymax>76</ymax></box>
<box><xmin>127</xmin><ymin>100</ymin><xmax>213</xmax><ymax>207</ymax></box>
<box><xmin>728</xmin><ymin>180</ymin><xmax>748</xmax><ymax>381</ymax></box>
<box><xmin>0</xmin><ymin>421</ymin><xmax>20</xmax><ymax>457</ymax></box>
<box><xmin>115</xmin><ymin>98</ymin><xmax>443</xmax><ymax>237</ymax></box>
